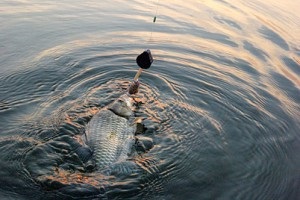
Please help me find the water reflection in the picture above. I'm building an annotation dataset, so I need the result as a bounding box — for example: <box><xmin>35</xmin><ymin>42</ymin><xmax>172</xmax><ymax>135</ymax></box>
<box><xmin>0</xmin><ymin>0</ymin><xmax>299</xmax><ymax>199</ymax></box>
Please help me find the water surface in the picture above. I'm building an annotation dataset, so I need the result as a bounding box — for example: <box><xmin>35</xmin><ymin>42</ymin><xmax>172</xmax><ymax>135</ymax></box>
<box><xmin>0</xmin><ymin>0</ymin><xmax>299</xmax><ymax>199</ymax></box>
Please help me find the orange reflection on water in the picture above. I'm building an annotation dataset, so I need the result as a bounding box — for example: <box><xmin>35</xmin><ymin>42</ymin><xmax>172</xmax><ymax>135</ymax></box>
<box><xmin>38</xmin><ymin>167</ymin><xmax>108</xmax><ymax>187</ymax></box>
<box><xmin>0</xmin><ymin>1</ymin><xmax>57</xmax><ymax>15</ymax></box>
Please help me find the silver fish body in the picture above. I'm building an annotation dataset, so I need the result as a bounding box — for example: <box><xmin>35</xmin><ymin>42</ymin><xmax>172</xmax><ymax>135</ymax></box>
<box><xmin>84</xmin><ymin>94</ymin><xmax>135</xmax><ymax>170</ymax></box>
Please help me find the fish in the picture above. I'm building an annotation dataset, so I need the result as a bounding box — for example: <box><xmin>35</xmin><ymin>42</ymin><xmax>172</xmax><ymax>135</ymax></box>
<box><xmin>81</xmin><ymin>93</ymin><xmax>136</xmax><ymax>171</ymax></box>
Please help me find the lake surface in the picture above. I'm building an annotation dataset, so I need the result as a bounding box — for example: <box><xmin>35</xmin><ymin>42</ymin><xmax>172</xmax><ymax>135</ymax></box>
<box><xmin>0</xmin><ymin>0</ymin><xmax>299</xmax><ymax>199</ymax></box>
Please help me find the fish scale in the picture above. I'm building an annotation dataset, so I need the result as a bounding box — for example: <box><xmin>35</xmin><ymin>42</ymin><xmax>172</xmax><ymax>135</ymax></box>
<box><xmin>85</xmin><ymin>109</ymin><xmax>134</xmax><ymax>170</ymax></box>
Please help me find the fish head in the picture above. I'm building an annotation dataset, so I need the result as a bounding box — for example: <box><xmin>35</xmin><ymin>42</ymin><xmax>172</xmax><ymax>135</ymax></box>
<box><xmin>109</xmin><ymin>94</ymin><xmax>133</xmax><ymax>117</ymax></box>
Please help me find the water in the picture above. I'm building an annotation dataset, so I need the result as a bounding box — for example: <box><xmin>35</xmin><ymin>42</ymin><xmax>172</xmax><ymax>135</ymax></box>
<box><xmin>0</xmin><ymin>0</ymin><xmax>299</xmax><ymax>199</ymax></box>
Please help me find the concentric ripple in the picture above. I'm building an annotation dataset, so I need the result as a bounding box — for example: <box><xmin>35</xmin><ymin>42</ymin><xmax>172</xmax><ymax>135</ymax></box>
<box><xmin>0</xmin><ymin>0</ymin><xmax>299</xmax><ymax>199</ymax></box>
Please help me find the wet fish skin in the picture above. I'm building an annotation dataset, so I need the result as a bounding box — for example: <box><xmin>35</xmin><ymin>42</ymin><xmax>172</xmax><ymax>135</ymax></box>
<box><xmin>84</xmin><ymin>94</ymin><xmax>135</xmax><ymax>170</ymax></box>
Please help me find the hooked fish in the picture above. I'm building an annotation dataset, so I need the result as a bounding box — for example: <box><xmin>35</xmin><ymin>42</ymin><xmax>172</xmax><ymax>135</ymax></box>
<box><xmin>75</xmin><ymin>81</ymin><xmax>153</xmax><ymax>174</ymax></box>
<box><xmin>83</xmin><ymin>93</ymin><xmax>136</xmax><ymax>170</ymax></box>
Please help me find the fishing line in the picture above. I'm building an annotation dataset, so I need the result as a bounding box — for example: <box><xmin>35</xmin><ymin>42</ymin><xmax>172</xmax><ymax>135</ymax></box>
<box><xmin>128</xmin><ymin>0</ymin><xmax>158</xmax><ymax>94</ymax></box>
<box><xmin>148</xmin><ymin>0</ymin><xmax>160</xmax><ymax>45</ymax></box>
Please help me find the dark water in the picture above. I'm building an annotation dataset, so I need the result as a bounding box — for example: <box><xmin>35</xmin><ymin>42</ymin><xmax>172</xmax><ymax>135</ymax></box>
<box><xmin>0</xmin><ymin>0</ymin><xmax>299</xmax><ymax>199</ymax></box>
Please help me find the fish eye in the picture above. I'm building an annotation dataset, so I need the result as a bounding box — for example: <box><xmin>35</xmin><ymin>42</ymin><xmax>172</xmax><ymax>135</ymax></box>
<box><xmin>117</xmin><ymin>99</ymin><xmax>127</xmax><ymax>107</ymax></box>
